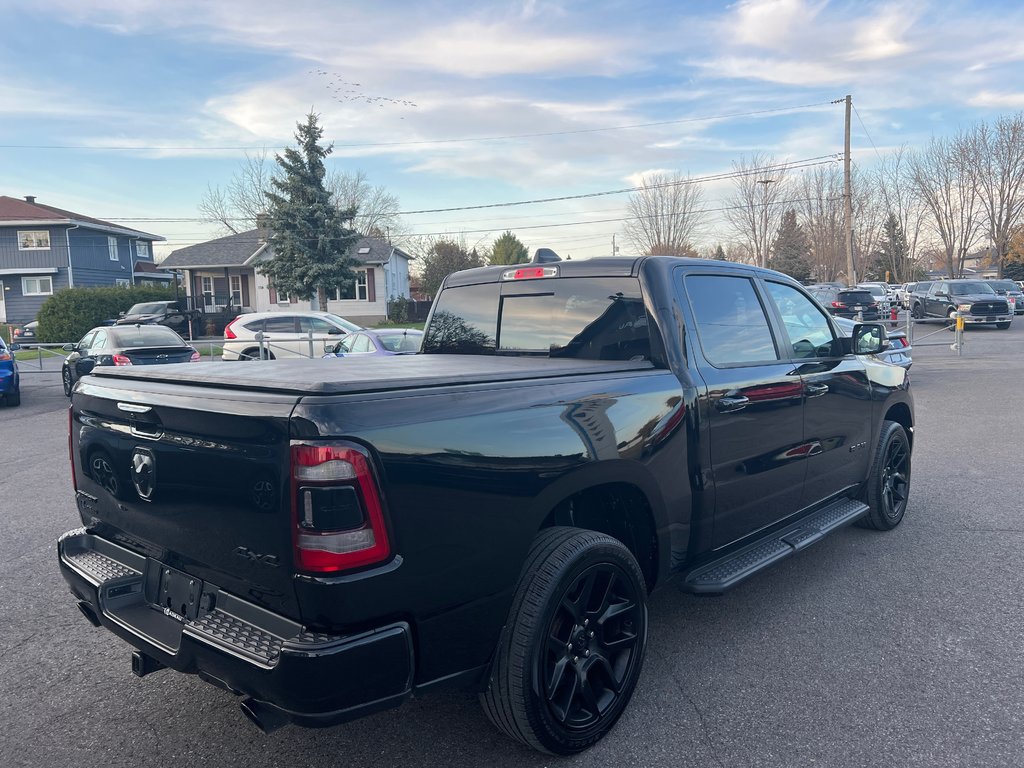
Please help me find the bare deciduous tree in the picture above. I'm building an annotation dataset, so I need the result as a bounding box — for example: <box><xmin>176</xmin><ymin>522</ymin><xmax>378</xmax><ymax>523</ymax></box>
<box><xmin>623</xmin><ymin>172</ymin><xmax>704</xmax><ymax>256</ymax></box>
<box><xmin>872</xmin><ymin>146</ymin><xmax>926</xmax><ymax>270</ymax></box>
<box><xmin>199</xmin><ymin>151</ymin><xmax>407</xmax><ymax>242</ymax></box>
<box><xmin>969</xmin><ymin>113</ymin><xmax>1024</xmax><ymax>277</ymax></box>
<box><xmin>794</xmin><ymin>166</ymin><xmax>844</xmax><ymax>281</ymax></box>
<box><xmin>724</xmin><ymin>153</ymin><xmax>789</xmax><ymax>268</ymax></box>
<box><xmin>910</xmin><ymin>133</ymin><xmax>983</xmax><ymax>278</ymax></box>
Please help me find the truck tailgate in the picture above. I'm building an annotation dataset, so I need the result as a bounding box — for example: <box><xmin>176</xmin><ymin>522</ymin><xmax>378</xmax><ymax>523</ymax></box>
<box><xmin>71</xmin><ymin>372</ymin><xmax>302</xmax><ymax>618</ymax></box>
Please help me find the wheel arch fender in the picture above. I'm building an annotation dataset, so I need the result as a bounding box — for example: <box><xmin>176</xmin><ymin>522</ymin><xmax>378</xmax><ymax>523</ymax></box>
<box><xmin>527</xmin><ymin>459</ymin><xmax>671</xmax><ymax>590</ymax></box>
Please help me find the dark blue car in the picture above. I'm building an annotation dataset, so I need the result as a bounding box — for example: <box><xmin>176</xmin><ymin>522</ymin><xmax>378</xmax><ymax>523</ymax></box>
<box><xmin>0</xmin><ymin>336</ymin><xmax>21</xmax><ymax>407</ymax></box>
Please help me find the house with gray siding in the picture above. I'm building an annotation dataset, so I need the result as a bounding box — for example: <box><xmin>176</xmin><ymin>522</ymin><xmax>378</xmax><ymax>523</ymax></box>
<box><xmin>160</xmin><ymin>229</ymin><xmax>413</xmax><ymax>326</ymax></box>
<box><xmin>0</xmin><ymin>195</ymin><xmax>168</xmax><ymax>324</ymax></box>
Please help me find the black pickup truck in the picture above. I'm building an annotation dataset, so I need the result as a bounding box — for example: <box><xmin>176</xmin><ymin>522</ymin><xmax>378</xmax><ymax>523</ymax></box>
<box><xmin>57</xmin><ymin>256</ymin><xmax>914</xmax><ymax>755</ymax></box>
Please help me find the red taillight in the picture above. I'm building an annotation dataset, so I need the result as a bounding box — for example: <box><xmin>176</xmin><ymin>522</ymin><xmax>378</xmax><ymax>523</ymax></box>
<box><xmin>0</xmin><ymin>351</ymin><xmax>10</xmax><ymax>362</ymax></box>
<box><xmin>501</xmin><ymin>266</ymin><xmax>559</xmax><ymax>280</ymax></box>
<box><xmin>831</xmin><ymin>301</ymin><xmax>845</xmax><ymax>308</ymax></box>
<box><xmin>112</xmin><ymin>354</ymin><xmax>132</xmax><ymax>366</ymax></box>
<box><xmin>290</xmin><ymin>444</ymin><xmax>390</xmax><ymax>573</ymax></box>
<box><xmin>69</xmin><ymin>407</ymin><xmax>77</xmax><ymax>491</ymax></box>
<box><xmin>189</xmin><ymin>351</ymin><xmax>200</xmax><ymax>362</ymax></box>
<box><xmin>224</xmin><ymin>320</ymin><xmax>238</xmax><ymax>340</ymax></box>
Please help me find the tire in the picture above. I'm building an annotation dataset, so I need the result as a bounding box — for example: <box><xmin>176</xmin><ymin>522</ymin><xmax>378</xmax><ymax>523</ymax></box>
<box><xmin>240</xmin><ymin>347</ymin><xmax>274</xmax><ymax>361</ymax></box>
<box><xmin>911</xmin><ymin>303</ymin><xmax>923</xmax><ymax>319</ymax></box>
<box><xmin>480</xmin><ymin>527</ymin><xmax>648</xmax><ymax>755</ymax></box>
<box><xmin>62</xmin><ymin>366</ymin><xmax>74</xmax><ymax>397</ymax></box>
<box><xmin>858</xmin><ymin>421</ymin><xmax>911</xmax><ymax>531</ymax></box>
<box><xmin>5</xmin><ymin>390</ymin><xmax>20</xmax><ymax>407</ymax></box>
<box><xmin>996</xmin><ymin>322</ymin><xmax>1011</xmax><ymax>330</ymax></box>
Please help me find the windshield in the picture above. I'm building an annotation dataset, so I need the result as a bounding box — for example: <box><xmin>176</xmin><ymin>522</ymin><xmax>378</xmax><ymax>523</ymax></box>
<box><xmin>949</xmin><ymin>282</ymin><xmax>995</xmax><ymax>296</ymax></box>
<box><xmin>126</xmin><ymin>302</ymin><xmax>169</xmax><ymax>315</ymax></box>
<box><xmin>110</xmin><ymin>327</ymin><xmax>186</xmax><ymax>347</ymax></box>
<box><xmin>987</xmin><ymin>281</ymin><xmax>1017</xmax><ymax>292</ymax></box>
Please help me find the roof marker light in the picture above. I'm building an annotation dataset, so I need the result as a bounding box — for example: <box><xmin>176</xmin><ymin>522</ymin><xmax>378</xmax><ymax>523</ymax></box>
<box><xmin>501</xmin><ymin>266</ymin><xmax>559</xmax><ymax>281</ymax></box>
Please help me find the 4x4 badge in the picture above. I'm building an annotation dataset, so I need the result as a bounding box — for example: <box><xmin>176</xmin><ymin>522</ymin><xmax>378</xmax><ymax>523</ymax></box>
<box><xmin>131</xmin><ymin>448</ymin><xmax>156</xmax><ymax>500</ymax></box>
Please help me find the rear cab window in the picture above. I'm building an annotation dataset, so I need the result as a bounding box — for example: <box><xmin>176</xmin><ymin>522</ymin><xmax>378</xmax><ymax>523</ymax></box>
<box><xmin>422</xmin><ymin>277</ymin><xmax>654</xmax><ymax>361</ymax></box>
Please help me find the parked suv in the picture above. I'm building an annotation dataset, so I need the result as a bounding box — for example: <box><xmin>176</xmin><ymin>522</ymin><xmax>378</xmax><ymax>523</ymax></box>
<box><xmin>222</xmin><ymin>311</ymin><xmax>362</xmax><ymax>360</ymax></box>
<box><xmin>813</xmin><ymin>287</ymin><xmax>881</xmax><ymax>320</ymax></box>
<box><xmin>115</xmin><ymin>301</ymin><xmax>200</xmax><ymax>332</ymax></box>
<box><xmin>984</xmin><ymin>279</ymin><xmax>1024</xmax><ymax>315</ymax></box>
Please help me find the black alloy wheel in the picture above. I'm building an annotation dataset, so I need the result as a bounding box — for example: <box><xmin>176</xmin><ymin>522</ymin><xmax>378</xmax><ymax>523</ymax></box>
<box><xmin>62</xmin><ymin>366</ymin><xmax>74</xmax><ymax>397</ymax></box>
<box><xmin>859</xmin><ymin>420</ymin><xmax>911</xmax><ymax>530</ymax></box>
<box><xmin>542</xmin><ymin>562</ymin><xmax>643</xmax><ymax>730</ymax></box>
<box><xmin>911</xmin><ymin>303</ymin><xmax>923</xmax><ymax>319</ymax></box>
<box><xmin>481</xmin><ymin>527</ymin><xmax>648</xmax><ymax>755</ymax></box>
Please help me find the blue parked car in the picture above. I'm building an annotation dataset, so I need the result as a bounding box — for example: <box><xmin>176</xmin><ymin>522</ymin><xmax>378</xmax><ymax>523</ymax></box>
<box><xmin>0</xmin><ymin>336</ymin><xmax>21</xmax><ymax>407</ymax></box>
<box><xmin>322</xmin><ymin>328</ymin><xmax>423</xmax><ymax>358</ymax></box>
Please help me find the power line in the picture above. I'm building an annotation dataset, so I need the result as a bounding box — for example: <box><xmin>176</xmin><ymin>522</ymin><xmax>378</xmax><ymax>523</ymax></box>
<box><xmin>0</xmin><ymin>100</ymin><xmax>839</xmax><ymax>152</ymax></box>
<box><xmin>852</xmin><ymin>104</ymin><xmax>884</xmax><ymax>163</ymax></box>
<box><xmin>100</xmin><ymin>155</ymin><xmax>840</xmax><ymax>225</ymax></box>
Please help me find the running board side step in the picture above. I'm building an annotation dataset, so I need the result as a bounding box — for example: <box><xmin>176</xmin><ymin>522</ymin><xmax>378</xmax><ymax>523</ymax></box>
<box><xmin>682</xmin><ymin>498</ymin><xmax>869</xmax><ymax>594</ymax></box>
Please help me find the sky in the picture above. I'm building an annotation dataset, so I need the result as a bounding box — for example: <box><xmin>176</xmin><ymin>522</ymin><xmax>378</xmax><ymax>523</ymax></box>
<box><xmin>2</xmin><ymin>0</ymin><xmax>1023</xmax><ymax>261</ymax></box>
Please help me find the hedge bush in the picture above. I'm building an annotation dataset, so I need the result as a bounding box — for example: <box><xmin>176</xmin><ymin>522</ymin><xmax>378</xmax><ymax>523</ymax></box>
<box><xmin>36</xmin><ymin>285</ymin><xmax>177</xmax><ymax>342</ymax></box>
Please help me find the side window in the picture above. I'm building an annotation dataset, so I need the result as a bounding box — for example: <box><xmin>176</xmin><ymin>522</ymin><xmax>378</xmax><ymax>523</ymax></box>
<box><xmin>78</xmin><ymin>331</ymin><xmax>97</xmax><ymax>351</ymax></box>
<box><xmin>302</xmin><ymin>317</ymin><xmax>337</xmax><ymax>334</ymax></box>
<box><xmin>763</xmin><ymin>282</ymin><xmax>836</xmax><ymax>359</ymax></box>
<box><xmin>91</xmin><ymin>330</ymin><xmax>109</xmax><ymax>350</ymax></box>
<box><xmin>263</xmin><ymin>316</ymin><xmax>297</xmax><ymax>333</ymax></box>
<box><xmin>351</xmin><ymin>334</ymin><xmax>373</xmax><ymax>353</ymax></box>
<box><xmin>684</xmin><ymin>275</ymin><xmax>780</xmax><ymax>366</ymax></box>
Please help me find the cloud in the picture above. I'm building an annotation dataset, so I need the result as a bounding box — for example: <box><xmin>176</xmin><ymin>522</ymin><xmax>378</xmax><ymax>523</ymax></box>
<box><xmin>728</xmin><ymin>0</ymin><xmax>829</xmax><ymax>50</ymax></box>
<box><xmin>968</xmin><ymin>90</ymin><xmax>1024</xmax><ymax>108</ymax></box>
<box><xmin>848</xmin><ymin>5</ymin><xmax>920</xmax><ymax>61</ymax></box>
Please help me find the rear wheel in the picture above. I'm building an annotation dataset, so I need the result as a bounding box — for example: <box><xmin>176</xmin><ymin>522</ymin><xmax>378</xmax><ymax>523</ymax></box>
<box><xmin>239</xmin><ymin>347</ymin><xmax>275</xmax><ymax>361</ymax></box>
<box><xmin>481</xmin><ymin>527</ymin><xmax>648</xmax><ymax>755</ymax></box>
<box><xmin>859</xmin><ymin>421</ymin><xmax>911</xmax><ymax>531</ymax></box>
<box><xmin>5</xmin><ymin>390</ymin><xmax>20</xmax><ymax>407</ymax></box>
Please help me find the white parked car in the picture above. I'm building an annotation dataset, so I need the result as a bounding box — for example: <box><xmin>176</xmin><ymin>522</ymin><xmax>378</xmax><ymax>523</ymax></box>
<box><xmin>222</xmin><ymin>311</ymin><xmax>362</xmax><ymax>360</ymax></box>
<box><xmin>857</xmin><ymin>282</ymin><xmax>892</xmax><ymax>312</ymax></box>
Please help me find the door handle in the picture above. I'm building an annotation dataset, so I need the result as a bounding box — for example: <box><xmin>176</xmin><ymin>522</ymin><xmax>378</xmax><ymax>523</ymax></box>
<box><xmin>716</xmin><ymin>395</ymin><xmax>750</xmax><ymax>413</ymax></box>
<box><xmin>805</xmin><ymin>383</ymin><xmax>829</xmax><ymax>398</ymax></box>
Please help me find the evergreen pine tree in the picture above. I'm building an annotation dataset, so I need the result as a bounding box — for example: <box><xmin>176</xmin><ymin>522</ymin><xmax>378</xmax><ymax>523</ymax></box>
<box><xmin>878</xmin><ymin>212</ymin><xmax>910</xmax><ymax>282</ymax></box>
<box><xmin>713</xmin><ymin>244</ymin><xmax>727</xmax><ymax>261</ymax></box>
<box><xmin>258</xmin><ymin>112</ymin><xmax>360</xmax><ymax>309</ymax></box>
<box><xmin>770</xmin><ymin>209</ymin><xmax>812</xmax><ymax>281</ymax></box>
<box><xmin>488</xmin><ymin>231</ymin><xmax>530</xmax><ymax>265</ymax></box>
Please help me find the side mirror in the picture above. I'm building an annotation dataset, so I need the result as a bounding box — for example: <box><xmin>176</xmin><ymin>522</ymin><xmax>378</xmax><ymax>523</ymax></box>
<box><xmin>9</xmin><ymin>343</ymin><xmax>21</xmax><ymax>351</ymax></box>
<box><xmin>852</xmin><ymin>323</ymin><xmax>886</xmax><ymax>355</ymax></box>
<box><xmin>118</xmin><ymin>311</ymin><xmax>126</xmax><ymax>317</ymax></box>
<box><xmin>62</xmin><ymin>343</ymin><xmax>76</xmax><ymax>352</ymax></box>
<box><xmin>327</xmin><ymin>327</ymin><xmax>343</xmax><ymax>335</ymax></box>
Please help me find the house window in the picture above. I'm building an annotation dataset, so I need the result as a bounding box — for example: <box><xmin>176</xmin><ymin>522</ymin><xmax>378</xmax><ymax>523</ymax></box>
<box><xmin>230</xmin><ymin>275</ymin><xmax>242</xmax><ymax>307</ymax></box>
<box><xmin>115</xmin><ymin>279</ymin><xmax>130</xmax><ymax>287</ymax></box>
<box><xmin>18</xmin><ymin>231</ymin><xmax>50</xmax><ymax>250</ymax></box>
<box><xmin>334</xmin><ymin>270</ymin><xmax>368</xmax><ymax>301</ymax></box>
<box><xmin>201</xmin><ymin>276</ymin><xmax>215</xmax><ymax>309</ymax></box>
<box><xmin>108</xmin><ymin>236</ymin><xmax>119</xmax><ymax>261</ymax></box>
<box><xmin>23</xmin><ymin>276</ymin><xmax>53</xmax><ymax>296</ymax></box>
<box><xmin>137</xmin><ymin>241</ymin><xmax>151</xmax><ymax>259</ymax></box>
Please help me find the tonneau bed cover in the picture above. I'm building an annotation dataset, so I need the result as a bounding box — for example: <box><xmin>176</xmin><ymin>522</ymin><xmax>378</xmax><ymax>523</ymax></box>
<box><xmin>91</xmin><ymin>354</ymin><xmax>657</xmax><ymax>396</ymax></box>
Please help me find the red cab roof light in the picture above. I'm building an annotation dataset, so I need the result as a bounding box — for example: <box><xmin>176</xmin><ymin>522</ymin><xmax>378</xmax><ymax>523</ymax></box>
<box><xmin>501</xmin><ymin>266</ymin><xmax>559</xmax><ymax>281</ymax></box>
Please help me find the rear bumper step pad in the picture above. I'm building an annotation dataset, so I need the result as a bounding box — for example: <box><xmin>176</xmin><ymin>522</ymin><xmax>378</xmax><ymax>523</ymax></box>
<box><xmin>683</xmin><ymin>498</ymin><xmax>869</xmax><ymax>594</ymax></box>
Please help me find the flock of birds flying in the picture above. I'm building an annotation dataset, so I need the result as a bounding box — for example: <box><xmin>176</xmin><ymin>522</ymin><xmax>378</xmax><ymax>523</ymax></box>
<box><xmin>308</xmin><ymin>69</ymin><xmax>418</xmax><ymax>110</ymax></box>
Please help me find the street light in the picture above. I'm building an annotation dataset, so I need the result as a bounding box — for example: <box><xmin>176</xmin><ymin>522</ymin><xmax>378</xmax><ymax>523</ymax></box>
<box><xmin>757</xmin><ymin>179</ymin><xmax>777</xmax><ymax>269</ymax></box>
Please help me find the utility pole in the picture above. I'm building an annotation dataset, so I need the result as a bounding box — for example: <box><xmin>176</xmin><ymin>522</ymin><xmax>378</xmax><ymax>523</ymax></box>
<box><xmin>611</xmin><ymin>233</ymin><xmax>619</xmax><ymax>257</ymax></box>
<box><xmin>844</xmin><ymin>94</ymin><xmax>856</xmax><ymax>286</ymax></box>
<box><xmin>757</xmin><ymin>178</ymin><xmax>776</xmax><ymax>269</ymax></box>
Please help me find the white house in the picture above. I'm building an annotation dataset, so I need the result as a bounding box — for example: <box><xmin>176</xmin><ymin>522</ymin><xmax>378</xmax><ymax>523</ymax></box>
<box><xmin>159</xmin><ymin>229</ymin><xmax>413</xmax><ymax>326</ymax></box>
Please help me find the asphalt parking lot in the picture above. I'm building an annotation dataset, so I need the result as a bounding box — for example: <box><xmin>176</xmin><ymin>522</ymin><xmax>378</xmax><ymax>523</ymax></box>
<box><xmin>2</xmin><ymin>322</ymin><xmax>1023</xmax><ymax>768</ymax></box>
